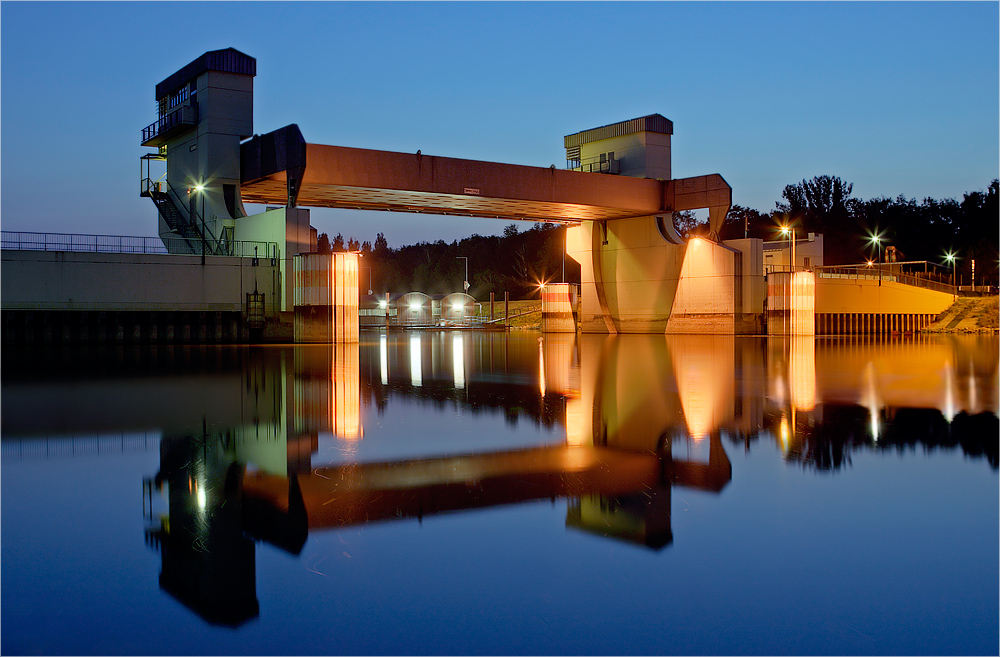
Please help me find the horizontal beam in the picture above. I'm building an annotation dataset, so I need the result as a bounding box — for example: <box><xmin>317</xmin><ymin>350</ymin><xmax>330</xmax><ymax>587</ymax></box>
<box><xmin>241</xmin><ymin>143</ymin><xmax>729</xmax><ymax>224</ymax></box>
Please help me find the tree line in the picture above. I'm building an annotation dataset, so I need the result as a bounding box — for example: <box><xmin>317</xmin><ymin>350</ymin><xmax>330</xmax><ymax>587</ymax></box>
<box><xmin>316</xmin><ymin>176</ymin><xmax>998</xmax><ymax>297</ymax></box>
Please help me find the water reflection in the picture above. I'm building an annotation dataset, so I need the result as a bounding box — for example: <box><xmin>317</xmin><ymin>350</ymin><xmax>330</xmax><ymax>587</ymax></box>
<box><xmin>2</xmin><ymin>333</ymin><xmax>996</xmax><ymax>629</ymax></box>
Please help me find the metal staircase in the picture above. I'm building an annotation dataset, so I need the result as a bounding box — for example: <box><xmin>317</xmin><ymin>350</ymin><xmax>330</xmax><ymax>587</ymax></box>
<box><xmin>141</xmin><ymin>177</ymin><xmax>221</xmax><ymax>255</ymax></box>
<box><xmin>149</xmin><ymin>188</ymin><xmax>202</xmax><ymax>243</ymax></box>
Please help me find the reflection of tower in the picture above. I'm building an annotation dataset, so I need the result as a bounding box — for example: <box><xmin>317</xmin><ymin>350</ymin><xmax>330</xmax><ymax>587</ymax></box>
<box><xmin>147</xmin><ymin>434</ymin><xmax>259</xmax><ymax>627</ymax></box>
<box><xmin>294</xmin><ymin>343</ymin><xmax>362</xmax><ymax>445</ymax></box>
<box><xmin>669</xmin><ymin>335</ymin><xmax>736</xmax><ymax>441</ymax></box>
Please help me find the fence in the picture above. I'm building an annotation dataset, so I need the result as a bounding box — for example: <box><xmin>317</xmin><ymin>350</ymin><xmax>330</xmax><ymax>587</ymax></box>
<box><xmin>1</xmin><ymin>231</ymin><xmax>279</xmax><ymax>261</ymax></box>
<box><xmin>815</xmin><ymin>264</ymin><xmax>957</xmax><ymax>295</ymax></box>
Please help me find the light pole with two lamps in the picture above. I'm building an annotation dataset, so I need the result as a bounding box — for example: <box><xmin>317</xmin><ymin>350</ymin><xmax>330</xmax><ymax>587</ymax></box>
<box><xmin>868</xmin><ymin>232</ymin><xmax>884</xmax><ymax>286</ymax></box>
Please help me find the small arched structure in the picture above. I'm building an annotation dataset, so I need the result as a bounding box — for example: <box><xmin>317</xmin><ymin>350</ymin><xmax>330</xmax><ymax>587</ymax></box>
<box><xmin>441</xmin><ymin>293</ymin><xmax>476</xmax><ymax>325</ymax></box>
<box><xmin>396</xmin><ymin>292</ymin><xmax>431</xmax><ymax>327</ymax></box>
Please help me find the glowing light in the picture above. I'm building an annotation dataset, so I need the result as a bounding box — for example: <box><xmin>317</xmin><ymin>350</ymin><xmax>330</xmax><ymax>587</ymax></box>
<box><xmin>452</xmin><ymin>301</ymin><xmax>465</xmax><ymax>311</ymax></box>
<box><xmin>410</xmin><ymin>333</ymin><xmax>422</xmax><ymax>387</ymax></box>
<box><xmin>196</xmin><ymin>485</ymin><xmax>207</xmax><ymax>510</ymax></box>
<box><xmin>409</xmin><ymin>301</ymin><xmax>421</xmax><ymax>311</ymax></box>
<box><xmin>379</xmin><ymin>333</ymin><xmax>388</xmax><ymax>385</ymax></box>
<box><xmin>194</xmin><ymin>184</ymin><xmax>205</xmax><ymax>193</ymax></box>
<box><xmin>378</xmin><ymin>299</ymin><xmax>387</xmax><ymax>309</ymax></box>
<box><xmin>333</xmin><ymin>343</ymin><xmax>361</xmax><ymax>440</ymax></box>
<box><xmin>453</xmin><ymin>334</ymin><xmax>465</xmax><ymax>389</ymax></box>
<box><xmin>790</xmin><ymin>336</ymin><xmax>816</xmax><ymax>411</ymax></box>
<box><xmin>942</xmin><ymin>359</ymin><xmax>957</xmax><ymax>422</ymax></box>
<box><xmin>780</xmin><ymin>226</ymin><xmax>790</xmax><ymax>236</ymax></box>
<box><xmin>538</xmin><ymin>337</ymin><xmax>546</xmax><ymax>398</ymax></box>
<box><xmin>860</xmin><ymin>361</ymin><xmax>882</xmax><ymax>441</ymax></box>
<box><xmin>866</xmin><ymin>260</ymin><xmax>874</xmax><ymax>268</ymax></box>
<box><xmin>779</xmin><ymin>414</ymin><xmax>791</xmax><ymax>453</ymax></box>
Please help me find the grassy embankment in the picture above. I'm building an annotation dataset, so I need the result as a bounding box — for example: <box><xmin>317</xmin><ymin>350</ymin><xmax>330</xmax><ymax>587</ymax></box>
<box><xmin>472</xmin><ymin>300</ymin><xmax>542</xmax><ymax>329</ymax></box>
<box><xmin>923</xmin><ymin>296</ymin><xmax>999</xmax><ymax>333</ymax></box>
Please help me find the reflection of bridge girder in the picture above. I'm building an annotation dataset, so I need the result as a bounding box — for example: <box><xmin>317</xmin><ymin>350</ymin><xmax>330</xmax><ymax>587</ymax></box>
<box><xmin>240</xmin><ymin>141</ymin><xmax>730</xmax><ymax>226</ymax></box>
<box><xmin>242</xmin><ymin>440</ymin><xmax>732</xmax><ymax>533</ymax></box>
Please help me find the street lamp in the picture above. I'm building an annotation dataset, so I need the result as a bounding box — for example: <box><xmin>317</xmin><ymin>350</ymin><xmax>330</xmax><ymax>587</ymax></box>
<box><xmin>780</xmin><ymin>225</ymin><xmax>795</xmax><ymax>272</ymax></box>
<box><xmin>456</xmin><ymin>256</ymin><xmax>469</xmax><ymax>293</ymax></box>
<box><xmin>194</xmin><ymin>182</ymin><xmax>206</xmax><ymax>263</ymax></box>
<box><xmin>868</xmin><ymin>232</ymin><xmax>884</xmax><ymax>286</ymax></box>
<box><xmin>945</xmin><ymin>252</ymin><xmax>956</xmax><ymax>299</ymax></box>
<box><xmin>361</xmin><ymin>266</ymin><xmax>373</xmax><ymax>295</ymax></box>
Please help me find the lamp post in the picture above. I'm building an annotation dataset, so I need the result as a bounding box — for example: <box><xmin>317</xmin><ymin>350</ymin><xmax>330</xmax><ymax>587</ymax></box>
<box><xmin>194</xmin><ymin>182</ymin><xmax>206</xmax><ymax>263</ymax></box>
<box><xmin>945</xmin><ymin>252</ymin><xmax>956</xmax><ymax>299</ymax></box>
<box><xmin>780</xmin><ymin>225</ymin><xmax>795</xmax><ymax>272</ymax></box>
<box><xmin>869</xmin><ymin>233</ymin><xmax>883</xmax><ymax>286</ymax></box>
<box><xmin>456</xmin><ymin>256</ymin><xmax>469</xmax><ymax>293</ymax></box>
<box><xmin>362</xmin><ymin>266</ymin><xmax>373</xmax><ymax>295</ymax></box>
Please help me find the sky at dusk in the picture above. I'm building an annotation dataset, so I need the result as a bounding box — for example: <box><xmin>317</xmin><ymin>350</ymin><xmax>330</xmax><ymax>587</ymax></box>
<box><xmin>2</xmin><ymin>1</ymin><xmax>997</xmax><ymax>248</ymax></box>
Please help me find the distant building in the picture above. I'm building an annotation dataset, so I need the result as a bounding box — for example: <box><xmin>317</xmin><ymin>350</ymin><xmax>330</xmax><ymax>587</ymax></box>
<box><xmin>763</xmin><ymin>233</ymin><xmax>824</xmax><ymax>273</ymax></box>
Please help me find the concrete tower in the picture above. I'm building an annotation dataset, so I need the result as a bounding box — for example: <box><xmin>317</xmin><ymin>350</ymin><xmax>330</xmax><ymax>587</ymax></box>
<box><xmin>564</xmin><ymin>114</ymin><xmax>672</xmax><ymax>180</ymax></box>
<box><xmin>140</xmin><ymin>48</ymin><xmax>256</xmax><ymax>254</ymax></box>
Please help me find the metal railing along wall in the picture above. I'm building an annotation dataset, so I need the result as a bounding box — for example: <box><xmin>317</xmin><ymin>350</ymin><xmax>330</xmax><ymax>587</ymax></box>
<box><xmin>1</xmin><ymin>231</ymin><xmax>279</xmax><ymax>261</ymax></box>
<box><xmin>815</xmin><ymin>265</ymin><xmax>957</xmax><ymax>294</ymax></box>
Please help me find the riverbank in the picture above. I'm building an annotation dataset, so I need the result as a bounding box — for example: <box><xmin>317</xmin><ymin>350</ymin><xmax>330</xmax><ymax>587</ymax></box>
<box><xmin>923</xmin><ymin>296</ymin><xmax>999</xmax><ymax>333</ymax></box>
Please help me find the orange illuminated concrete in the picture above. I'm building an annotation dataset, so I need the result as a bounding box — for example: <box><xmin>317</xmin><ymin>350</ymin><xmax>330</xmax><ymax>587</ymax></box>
<box><xmin>240</xmin><ymin>143</ymin><xmax>729</xmax><ymax>224</ymax></box>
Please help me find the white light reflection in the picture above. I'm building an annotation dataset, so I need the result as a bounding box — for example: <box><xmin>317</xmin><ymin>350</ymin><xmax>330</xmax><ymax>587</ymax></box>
<box><xmin>379</xmin><ymin>333</ymin><xmax>388</xmax><ymax>385</ymax></box>
<box><xmin>453</xmin><ymin>333</ymin><xmax>465</xmax><ymax>389</ymax></box>
<box><xmin>779</xmin><ymin>413</ymin><xmax>791</xmax><ymax>453</ymax></box>
<box><xmin>860</xmin><ymin>361</ymin><xmax>882</xmax><ymax>441</ymax></box>
<box><xmin>942</xmin><ymin>359</ymin><xmax>957</xmax><ymax>422</ymax></box>
<box><xmin>196</xmin><ymin>484</ymin><xmax>207</xmax><ymax>511</ymax></box>
<box><xmin>968</xmin><ymin>358</ymin><xmax>977</xmax><ymax>414</ymax></box>
<box><xmin>538</xmin><ymin>337</ymin><xmax>546</xmax><ymax>398</ymax></box>
<box><xmin>409</xmin><ymin>333</ymin><xmax>422</xmax><ymax>387</ymax></box>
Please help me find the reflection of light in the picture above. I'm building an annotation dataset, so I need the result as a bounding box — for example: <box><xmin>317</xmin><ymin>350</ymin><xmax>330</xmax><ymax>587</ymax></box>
<box><xmin>790</xmin><ymin>336</ymin><xmax>816</xmax><ymax>411</ymax></box>
<box><xmin>538</xmin><ymin>337</ymin><xmax>546</xmax><ymax>398</ymax></box>
<box><xmin>334</xmin><ymin>343</ymin><xmax>361</xmax><ymax>440</ymax></box>
<box><xmin>378</xmin><ymin>299</ymin><xmax>387</xmax><ymax>309</ymax></box>
<box><xmin>410</xmin><ymin>333</ymin><xmax>422</xmax><ymax>387</ymax></box>
<box><xmin>942</xmin><ymin>359</ymin><xmax>957</xmax><ymax>422</ymax></box>
<box><xmin>565</xmin><ymin>396</ymin><xmax>587</xmax><ymax>446</ymax></box>
<box><xmin>968</xmin><ymin>359</ymin><xmax>977</xmax><ymax>414</ymax></box>
<box><xmin>860</xmin><ymin>361</ymin><xmax>881</xmax><ymax>441</ymax></box>
<box><xmin>453</xmin><ymin>334</ymin><xmax>465</xmax><ymax>389</ymax></box>
<box><xmin>673</xmin><ymin>337</ymin><xmax>732</xmax><ymax>441</ymax></box>
<box><xmin>196</xmin><ymin>485</ymin><xmax>207</xmax><ymax>511</ymax></box>
<box><xmin>379</xmin><ymin>333</ymin><xmax>388</xmax><ymax>385</ymax></box>
<box><xmin>779</xmin><ymin>413</ymin><xmax>790</xmax><ymax>453</ymax></box>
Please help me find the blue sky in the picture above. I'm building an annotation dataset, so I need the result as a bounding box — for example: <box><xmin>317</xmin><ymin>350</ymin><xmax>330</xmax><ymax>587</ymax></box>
<box><xmin>2</xmin><ymin>1</ymin><xmax>997</xmax><ymax>248</ymax></box>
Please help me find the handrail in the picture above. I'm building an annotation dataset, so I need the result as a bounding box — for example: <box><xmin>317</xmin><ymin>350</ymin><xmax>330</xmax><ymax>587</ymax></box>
<box><xmin>1</xmin><ymin>231</ymin><xmax>279</xmax><ymax>261</ymax></box>
<box><xmin>141</xmin><ymin>104</ymin><xmax>197</xmax><ymax>144</ymax></box>
<box><xmin>815</xmin><ymin>264</ymin><xmax>957</xmax><ymax>294</ymax></box>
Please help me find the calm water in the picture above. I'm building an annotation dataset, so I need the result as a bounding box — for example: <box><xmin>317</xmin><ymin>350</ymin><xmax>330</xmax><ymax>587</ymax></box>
<box><xmin>2</xmin><ymin>332</ymin><xmax>997</xmax><ymax>656</ymax></box>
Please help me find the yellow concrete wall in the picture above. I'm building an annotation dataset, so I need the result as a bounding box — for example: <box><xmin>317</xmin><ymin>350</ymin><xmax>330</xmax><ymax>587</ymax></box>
<box><xmin>665</xmin><ymin>238</ymin><xmax>738</xmax><ymax>334</ymax></box>
<box><xmin>568</xmin><ymin>216</ymin><xmax>687</xmax><ymax>333</ymax></box>
<box><xmin>816</xmin><ymin>277</ymin><xmax>954</xmax><ymax>315</ymax></box>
